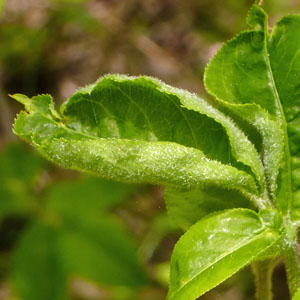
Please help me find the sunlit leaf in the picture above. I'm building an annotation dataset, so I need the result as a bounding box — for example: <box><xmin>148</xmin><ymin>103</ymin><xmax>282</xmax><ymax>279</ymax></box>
<box><xmin>167</xmin><ymin>209</ymin><xmax>282</xmax><ymax>300</ymax></box>
<box><xmin>12</xmin><ymin>76</ymin><xmax>263</xmax><ymax>204</ymax></box>
<box><xmin>205</xmin><ymin>5</ymin><xmax>300</xmax><ymax>216</ymax></box>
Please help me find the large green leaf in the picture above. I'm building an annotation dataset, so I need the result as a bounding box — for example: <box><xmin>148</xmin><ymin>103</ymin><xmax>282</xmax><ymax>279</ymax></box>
<box><xmin>59</xmin><ymin>215</ymin><xmax>149</xmax><ymax>287</ymax></box>
<box><xmin>12</xmin><ymin>171</ymin><xmax>148</xmax><ymax>300</ymax></box>
<box><xmin>13</xmin><ymin>217</ymin><xmax>148</xmax><ymax>300</ymax></box>
<box><xmin>44</xmin><ymin>178</ymin><xmax>149</xmax><ymax>287</ymax></box>
<box><xmin>165</xmin><ymin>187</ymin><xmax>250</xmax><ymax>230</ymax></box>
<box><xmin>205</xmin><ymin>5</ymin><xmax>300</xmax><ymax>215</ymax></box>
<box><xmin>167</xmin><ymin>209</ymin><xmax>282</xmax><ymax>300</ymax></box>
<box><xmin>0</xmin><ymin>142</ymin><xmax>45</xmax><ymax>219</ymax></box>
<box><xmin>269</xmin><ymin>15</ymin><xmax>300</xmax><ymax>219</ymax></box>
<box><xmin>45</xmin><ymin>176</ymin><xmax>134</xmax><ymax>218</ymax></box>
<box><xmin>12</xmin><ymin>223</ymin><xmax>69</xmax><ymax>300</ymax></box>
<box><xmin>12</xmin><ymin>75</ymin><xmax>264</xmax><ymax>205</ymax></box>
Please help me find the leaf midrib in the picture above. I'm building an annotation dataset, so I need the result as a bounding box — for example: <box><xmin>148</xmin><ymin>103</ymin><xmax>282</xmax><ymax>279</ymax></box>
<box><xmin>172</xmin><ymin>225</ymin><xmax>272</xmax><ymax>298</ymax></box>
<box><xmin>263</xmin><ymin>23</ymin><xmax>293</xmax><ymax>216</ymax></box>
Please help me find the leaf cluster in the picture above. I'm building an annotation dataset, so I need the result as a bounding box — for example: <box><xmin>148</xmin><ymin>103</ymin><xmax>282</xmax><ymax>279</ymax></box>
<box><xmin>11</xmin><ymin>3</ymin><xmax>300</xmax><ymax>300</ymax></box>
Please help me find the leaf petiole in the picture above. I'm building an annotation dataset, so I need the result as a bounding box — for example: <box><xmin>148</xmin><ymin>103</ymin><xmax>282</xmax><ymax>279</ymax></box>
<box><xmin>252</xmin><ymin>260</ymin><xmax>277</xmax><ymax>300</ymax></box>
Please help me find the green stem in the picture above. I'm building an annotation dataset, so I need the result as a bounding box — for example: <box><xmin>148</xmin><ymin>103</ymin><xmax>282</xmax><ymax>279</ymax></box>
<box><xmin>284</xmin><ymin>244</ymin><xmax>300</xmax><ymax>297</ymax></box>
<box><xmin>252</xmin><ymin>260</ymin><xmax>275</xmax><ymax>300</ymax></box>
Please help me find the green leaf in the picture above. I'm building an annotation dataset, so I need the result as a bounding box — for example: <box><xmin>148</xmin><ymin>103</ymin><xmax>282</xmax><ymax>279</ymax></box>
<box><xmin>44</xmin><ymin>176</ymin><xmax>148</xmax><ymax>288</ymax></box>
<box><xmin>269</xmin><ymin>15</ymin><xmax>300</xmax><ymax>219</ymax></box>
<box><xmin>59</xmin><ymin>215</ymin><xmax>149</xmax><ymax>287</ymax></box>
<box><xmin>44</xmin><ymin>178</ymin><xmax>148</xmax><ymax>287</ymax></box>
<box><xmin>13</xmin><ymin>218</ymin><xmax>148</xmax><ymax>300</ymax></box>
<box><xmin>13</xmin><ymin>223</ymin><xmax>69</xmax><ymax>300</ymax></box>
<box><xmin>167</xmin><ymin>209</ymin><xmax>282</xmax><ymax>300</ymax></box>
<box><xmin>165</xmin><ymin>187</ymin><xmax>250</xmax><ymax>230</ymax></box>
<box><xmin>0</xmin><ymin>142</ymin><xmax>45</xmax><ymax>219</ymax></box>
<box><xmin>293</xmin><ymin>287</ymin><xmax>300</xmax><ymax>300</ymax></box>
<box><xmin>12</xmin><ymin>76</ymin><xmax>263</xmax><ymax>204</ymax></box>
<box><xmin>45</xmin><ymin>176</ymin><xmax>134</xmax><ymax>218</ymax></box>
<box><xmin>204</xmin><ymin>5</ymin><xmax>300</xmax><ymax>214</ymax></box>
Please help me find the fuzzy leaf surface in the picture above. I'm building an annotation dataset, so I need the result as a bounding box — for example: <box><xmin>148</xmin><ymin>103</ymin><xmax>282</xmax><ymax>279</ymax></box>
<box><xmin>12</xmin><ymin>75</ymin><xmax>262</xmax><ymax>200</ymax></box>
<box><xmin>167</xmin><ymin>209</ymin><xmax>281</xmax><ymax>300</ymax></box>
<box><xmin>205</xmin><ymin>5</ymin><xmax>300</xmax><ymax>215</ymax></box>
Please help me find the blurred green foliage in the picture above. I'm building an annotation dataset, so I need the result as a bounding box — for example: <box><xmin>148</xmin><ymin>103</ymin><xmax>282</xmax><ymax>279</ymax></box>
<box><xmin>0</xmin><ymin>0</ymin><xmax>299</xmax><ymax>299</ymax></box>
<box><xmin>0</xmin><ymin>142</ymin><xmax>169</xmax><ymax>299</ymax></box>
<box><xmin>0</xmin><ymin>143</ymin><xmax>45</xmax><ymax>219</ymax></box>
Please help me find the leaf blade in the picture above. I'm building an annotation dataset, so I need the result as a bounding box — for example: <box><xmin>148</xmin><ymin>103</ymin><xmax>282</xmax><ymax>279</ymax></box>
<box><xmin>204</xmin><ymin>5</ymin><xmax>300</xmax><ymax>212</ymax></box>
<box><xmin>13</xmin><ymin>223</ymin><xmax>68</xmax><ymax>300</ymax></box>
<box><xmin>13</xmin><ymin>84</ymin><xmax>260</xmax><ymax>200</ymax></box>
<box><xmin>167</xmin><ymin>209</ymin><xmax>281</xmax><ymax>300</ymax></box>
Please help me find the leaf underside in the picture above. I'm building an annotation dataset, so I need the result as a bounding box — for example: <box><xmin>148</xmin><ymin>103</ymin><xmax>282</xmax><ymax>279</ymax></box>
<box><xmin>13</xmin><ymin>75</ymin><xmax>263</xmax><ymax>203</ymax></box>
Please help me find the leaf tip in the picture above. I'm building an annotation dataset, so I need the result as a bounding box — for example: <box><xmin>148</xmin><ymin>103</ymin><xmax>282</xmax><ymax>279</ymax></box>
<box><xmin>9</xmin><ymin>93</ymin><xmax>30</xmax><ymax>105</ymax></box>
<box><xmin>247</xmin><ymin>4</ymin><xmax>267</xmax><ymax>31</ymax></box>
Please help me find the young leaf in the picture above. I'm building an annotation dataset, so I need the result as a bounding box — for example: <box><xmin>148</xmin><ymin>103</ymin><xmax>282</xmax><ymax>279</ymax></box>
<box><xmin>165</xmin><ymin>187</ymin><xmax>250</xmax><ymax>230</ymax></box>
<box><xmin>204</xmin><ymin>5</ymin><xmax>285</xmax><ymax>209</ymax></box>
<box><xmin>12</xmin><ymin>76</ymin><xmax>263</xmax><ymax>204</ymax></box>
<box><xmin>269</xmin><ymin>14</ymin><xmax>300</xmax><ymax>219</ymax></box>
<box><xmin>167</xmin><ymin>209</ymin><xmax>282</xmax><ymax>300</ymax></box>
<box><xmin>205</xmin><ymin>5</ymin><xmax>300</xmax><ymax>216</ymax></box>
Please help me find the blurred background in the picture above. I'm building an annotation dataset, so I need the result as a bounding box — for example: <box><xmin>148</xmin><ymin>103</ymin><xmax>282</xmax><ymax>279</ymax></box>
<box><xmin>0</xmin><ymin>0</ymin><xmax>299</xmax><ymax>299</ymax></box>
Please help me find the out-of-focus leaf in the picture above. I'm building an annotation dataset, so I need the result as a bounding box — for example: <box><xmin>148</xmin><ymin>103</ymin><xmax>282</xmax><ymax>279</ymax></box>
<box><xmin>12</xmin><ymin>223</ymin><xmax>69</xmax><ymax>300</ymax></box>
<box><xmin>13</xmin><ymin>217</ymin><xmax>149</xmax><ymax>300</ymax></box>
<box><xmin>60</xmin><ymin>215</ymin><xmax>149</xmax><ymax>287</ymax></box>
<box><xmin>0</xmin><ymin>142</ymin><xmax>45</xmax><ymax>219</ymax></box>
<box><xmin>51</xmin><ymin>2</ymin><xmax>100</xmax><ymax>32</ymax></box>
<box><xmin>45</xmin><ymin>177</ymin><xmax>135</xmax><ymax>218</ymax></box>
<box><xmin>167</xmin><ymin>209</ymin><xmax>282</xmax><ymax>300</ymax></box>
<box><xmin>139</xmin><ymin>214</ymin><xmax>178</xmax><ymax>261</ymax></box>
<box><xmin>165</xmin><ymin>187</ymin><xmax>250</xmax><ymax>230</ymax></box>
<box><xmin>0</xmin><ymin>0</ymin><xmax>4</xmax><ymax>17</ymax></box>
<box><xmin>293</xmin><ymin>287</ymin><xmax>300</xmax><ymax>300</ymax></box>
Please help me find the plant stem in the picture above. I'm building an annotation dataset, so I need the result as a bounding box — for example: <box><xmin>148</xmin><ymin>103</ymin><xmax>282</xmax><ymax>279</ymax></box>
<box><xmin>252</xmin><ymin>260</ymin><xmax>275</xmax><ymax>300</ymax></box>
<box><xmin>284</xmin><ymin>245</ymin><xmax>300</xmax><ymax>297</ymax></box>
